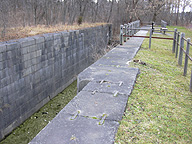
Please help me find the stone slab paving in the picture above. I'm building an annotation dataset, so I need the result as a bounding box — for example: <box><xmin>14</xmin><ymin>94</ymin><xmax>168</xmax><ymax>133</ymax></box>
<box><xmin>29</xmin><ymin>29</ymin><xmax>148</xmax><ymax>144</ymax></box>
<box><xmin>63</xmin><ymin>91</ymin><xmax>128</xmax><ymax>121</ymax></box>
<box><xmin>77</xmin><ymin>66</ymin><xmax>139</xmax><ymax>92</ymax></box>
<box><xmin>81</xmin><ymin>80</ymin><xmax>134</xmax><ymax>97</ymax></box>
<box><xmin>30</xmin><ymin>111</ymin><xmax>119</xmax><ymax>144</ymax></box>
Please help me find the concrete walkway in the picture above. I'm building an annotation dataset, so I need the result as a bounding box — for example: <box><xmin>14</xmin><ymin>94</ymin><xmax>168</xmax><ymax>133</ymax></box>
<box><xmin>29</xmin><ymin>30</ymin><xmax>148</xmax><ymax>144</ymax></box>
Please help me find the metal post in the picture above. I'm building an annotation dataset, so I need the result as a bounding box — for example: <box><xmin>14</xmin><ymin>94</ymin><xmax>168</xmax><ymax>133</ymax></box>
<box><xmin>172</xmin><ymin>28</ymin><xmax>177</xmax><ymax>53</ymax></box>
<box><xmin>178</xmin><ymin>33</ymin><xmax>185</xmax><ymax>66</ymax></box>
<box><xmin>175</xmin><ymin>32</ymin><xmax>180</xmax><ymax>58</ymax></box>
<box><xmin>124</xmin><ymin>24</ymin><xmax>128</xmax><ymax>42</ymax></box>
<box><xmin>120</xmin><ymin>25</ymin><xmax>124</xmax><ymax>45</ymax></box>
<box><xmin>183</xmin><ymin>38</ymin><xmax>190</xmax><ymax>76</ymax></box>
<box><xmin>149</xmin><ymin>29</ymin><xmax>152</xmax><ymax>49</ymax></box>
<box><xmin>190</xmin><ymin>67</ymin><xmax>192</xmax><ymax>92</ymax></box>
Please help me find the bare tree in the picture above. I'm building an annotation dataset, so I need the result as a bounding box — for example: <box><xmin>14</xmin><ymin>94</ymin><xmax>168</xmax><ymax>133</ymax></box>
<box><xmin>175</xmin><ymin>0</ymin><xmax>181</xmax><ymax>25</ymax></box>
<box><xmin>181</xmin><ymin>0</ymin><xmax>191</xmax><ymax>25</ymax></box>
<box><xmin>0</xmin><ymin>0</ymin><xmax>9</xmax><ymax>38</ymax></box>
<box><xmin>107</xmin><ymin>0</ymin><xmax>115</xmax><ymax>23</ymax></box>
<box><xmin>0</xmin><ymin>0</ymin><xmax>191</xmax><ymax>40</ymax></box>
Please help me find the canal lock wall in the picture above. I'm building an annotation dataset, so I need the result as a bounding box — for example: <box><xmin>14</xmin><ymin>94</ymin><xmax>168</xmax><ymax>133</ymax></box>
<box><xmin>0</xmin><ymin>24</ymin><xmax>112</xmax><ymax>140</ymax></box>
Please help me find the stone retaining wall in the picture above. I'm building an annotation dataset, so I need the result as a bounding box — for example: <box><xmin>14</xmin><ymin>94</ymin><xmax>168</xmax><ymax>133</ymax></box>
<box><xmin>0</xmin><ymin>24</ymin><xmax>112</xmax><ymax>140</ymax></box>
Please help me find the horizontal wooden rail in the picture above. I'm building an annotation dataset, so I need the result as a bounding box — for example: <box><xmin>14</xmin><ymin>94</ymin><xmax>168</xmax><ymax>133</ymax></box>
<box><xmin>127</xmin><ymin>28</ymin><xmax>150</xmax><ymax>31</ymax></box>
<box><xmin>181</xmin><ymin>47</ymin><xmax>192</xmax><ymax>61</ymax></box>
<box><xmin>181</xmin><ymin>47</ymin><xmax>187</xmax><ymax>54</ymax></box>
<box><xmin>123</xmin><ymin>35</ymin><xmax>174</xmax><ymax>40</ymax></box>
<box><xmin>154</xmin><ymin>30</ymin><xmax>175</xmax><ymax>32</ymax></box>
<box><xmin>183</xmin><ymin>37</ymin><xmax>188</xmax><ymax>41</ymax></box>
<box><xmin>126</xmin><ymin>28</ymin><xmax>174</xmax><ymax>33</ymax></box>
<box><xmin>187</xmin><ymin>54</ymin><xmax>192</xmax><ymax>62</ymax></box>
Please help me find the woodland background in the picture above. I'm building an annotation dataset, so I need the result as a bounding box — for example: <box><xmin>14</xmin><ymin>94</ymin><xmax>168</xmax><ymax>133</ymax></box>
<box><xmin>0</xmin><ymin>0</ymin><xmax>192</xmax><ymax>38</ymax></box>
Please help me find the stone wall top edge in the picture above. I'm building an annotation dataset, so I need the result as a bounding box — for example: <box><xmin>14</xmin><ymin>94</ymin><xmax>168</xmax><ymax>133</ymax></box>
<box><xmin>79</xmin><ymin>24</ymin><xmax>111</xmax><ymax>32</ymax></box>
<box><xmin>0</xmin><ymin>24</ymin><xmax>111</xmax><ymax>52</ymax></box>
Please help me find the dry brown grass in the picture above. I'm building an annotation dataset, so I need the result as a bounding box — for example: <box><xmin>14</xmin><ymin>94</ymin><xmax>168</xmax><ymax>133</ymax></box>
<box><xmin>0</xmin><ymin>23</ymin><xmax>106</xmax><ymax>42</ymax></box>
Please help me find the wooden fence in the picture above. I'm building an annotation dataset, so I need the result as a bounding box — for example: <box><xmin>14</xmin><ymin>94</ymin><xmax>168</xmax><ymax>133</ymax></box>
<box><xmin>172</xmin><ymin>29</ymin><xmax>192</xmax><ymax>91</ymax></box>
<box><xmin>119</xmin><ymin>20</ymin><xmax>140</xmax><ymax>45</ymax></box>
<box><xmin>120</xmin><ymin>22</ymin><xmax>192</xmax><ymax>92</ymax></box>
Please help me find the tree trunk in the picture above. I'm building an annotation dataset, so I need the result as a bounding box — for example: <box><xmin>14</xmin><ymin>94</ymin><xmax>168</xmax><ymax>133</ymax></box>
<box><xmin>176</xmin><ymin>0</ymin><xmax>180</xmax><ymax>25</ymax></box>
<box><xmin>107</xmin><ymin>0</ymin><xmax>114</xmax><ymax>23</ymax></box>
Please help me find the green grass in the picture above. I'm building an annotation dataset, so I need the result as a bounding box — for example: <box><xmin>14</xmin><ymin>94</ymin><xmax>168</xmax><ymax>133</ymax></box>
<box><xmin>168</xmin><ymin>26</ymin><xmax>192</xmax><ymax>40</ymax></box>
<box><xmin>0</xmin><ymin>81</ymin><xmax>77</xmax><ymax>144</ymax></box>
<box><xmin>115</xmin><ymin>26</ymin><xmax>192</xmax><ymax>143</ymax></box>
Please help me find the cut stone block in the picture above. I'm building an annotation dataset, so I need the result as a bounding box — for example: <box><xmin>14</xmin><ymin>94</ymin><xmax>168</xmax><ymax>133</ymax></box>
<box><xmin>77</xmin><ymin>66</ymin><xmax>139</xmax><ymax>92</ymax></box>
<box><xmin>81</xmin><ymin>80</ymin><xmax>134</xmax><ymax>96</ymax></box>
<box><xmin>29</xmin><ymin>112</ymin><xmax>119</xmax><ymax>144</ymax></box>
<box><xmin>63</xmin><ymin>91</ymin><xmax>128</xmax><ymax>121</ymax></box>
<box><xmin>93</xmin><ymin>57</ymin><xmax>129</xmax><ymax>67</ymax></box>
<box><xmin>105</xmin><ymin>47</ymin><xmax>140</xmax><ymax>57</ymax></box>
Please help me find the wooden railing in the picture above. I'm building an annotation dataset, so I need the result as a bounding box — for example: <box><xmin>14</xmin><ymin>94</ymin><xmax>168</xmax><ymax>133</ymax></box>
<box><xmin>119</xmin><ymin>20</ymin><xmax>140</xmax><ymax>45</ymax></box>
<box><xmin>172</xmin><ymin>29</ymin><xmax>192</xmax><ymax>91</ymax></box>
<box><xmin>120</xmin><ymin>21</ymin><xmax>192</xmax><ymax>91</ymax></box>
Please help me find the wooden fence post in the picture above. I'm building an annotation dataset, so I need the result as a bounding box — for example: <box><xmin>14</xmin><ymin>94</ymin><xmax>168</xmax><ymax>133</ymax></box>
<box><xmin>134</xmin><ymin>22</ymin><xmax>136</xmax><ymax>34</ymax></box>
<box><xmin>172</xmin><ymin>28</ymin><xmax>177</xmax><ymax>53</ymax></box>
<box><xmin>124</xmin><ymin>24</ymin><xmax>128</xmax><ymax>42</ymax></box>
<box><xmin>152</xmin><ymin>22</ymin><xmax>154</xmax><ymax>34</ymax></box>
<box><xmin>175</xmin><ymin>32</ymin><xmax>180</xmax><ymax>58</ymax></box>
<box><xmin>190</xmin><ymin>68</ymin><xmax>192</xmax><ymax>92</ymax></box>
<box><xmin>120</xmin><ymin>25</ymin><xmax>124</xmax><ymax>45</ymax></box>
<box><xmin>128</xmin><ymin>23</ymin><xmax>131</xmax><ymax>38</ymax></box>
<box><xmin>138</xmin><ymin>21</ymin><xmax>140</xmax><ymax>31</ymax></box>
<box><xmin>178</xmin><ymin>33</ymin><xmax>185</xmax><ymax>66</ymax></box>
<box><xmin>131</xmin><ymin>23</ymin><xmax>134</xmax><ymax>36</ymax></box>
<box><xmin>149</xmin><ymin>29</ymin><xmax>152</xmax><ymax>49</ymax></box>
<box><xmin>183</xmin><ymin>38</ymin><xmax>190</xmax><ymax>76</ymax></box>
<box><xmin>138</xmin><ymin>21</ymin><xmax>140</xmax><ymax>32</ymax></box>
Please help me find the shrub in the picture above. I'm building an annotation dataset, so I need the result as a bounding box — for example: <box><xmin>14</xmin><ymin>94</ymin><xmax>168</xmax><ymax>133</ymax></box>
<box><xmin>77</xmin><ymin>16</ymin><xmax>83</xmax><ymax>25</ymax></box>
